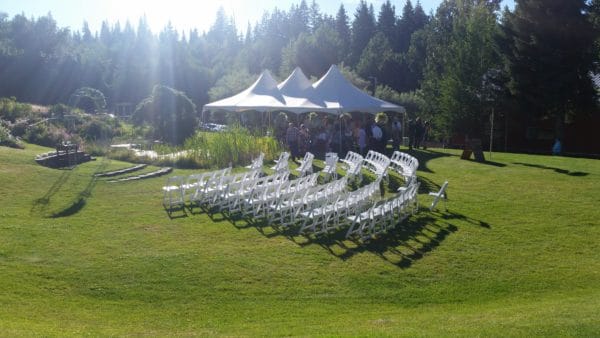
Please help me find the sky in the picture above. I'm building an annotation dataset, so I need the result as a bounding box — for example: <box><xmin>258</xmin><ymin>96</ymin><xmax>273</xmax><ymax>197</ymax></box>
<box><xmin>0</xmin><ymin>0</ymin><xmax>515</xmax><ymax>35</ymax></box>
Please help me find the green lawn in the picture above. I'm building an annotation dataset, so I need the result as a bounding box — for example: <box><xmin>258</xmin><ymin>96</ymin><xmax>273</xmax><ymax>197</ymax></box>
<box><xmin>1</xmin><ymin>143</ymin><xmax>599</xmax><ymax>336</ymax></box>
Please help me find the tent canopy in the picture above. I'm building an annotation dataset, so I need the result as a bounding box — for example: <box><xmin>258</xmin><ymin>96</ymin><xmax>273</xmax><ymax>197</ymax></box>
<box><xmin>312</xmin><ymin>65</ymin><xmax>404</xmax><ymax>114</ymax></box>
<box><xmin>277</xmin><ymin>67</ymin><xmax>337</xmax><ymax>114</ymax></box>
<box><xmin>203</xmin><ymin>70</ymin><xmax>286</xmax><ymax>113</ymax></box>
<box><xmin>203</xmin><ymin>65</ymin><xmax>405</xmax><ymax>115</ymax></box>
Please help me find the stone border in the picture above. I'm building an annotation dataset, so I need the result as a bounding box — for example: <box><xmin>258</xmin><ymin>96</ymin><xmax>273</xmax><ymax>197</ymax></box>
<box><xmin>108</xmin><ymin>167</ymin><xmax>172</xmax><ymax>182</ymax></box>
<box><xmin>94</xmin><ymin>164</ymin><xmax>147</xmax><ymax>177</ymax></box>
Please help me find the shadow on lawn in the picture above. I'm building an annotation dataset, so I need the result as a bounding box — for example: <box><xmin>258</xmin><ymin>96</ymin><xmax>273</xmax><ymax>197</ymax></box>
<box><xmin>403</xmin><ymin>148</ymin><xmax>455</xmax><ymax>174</ymax></box>
<box><xmin>32</xmin><ymin>159</ymin><xmax>108</xmax><ymax>218</ymax></box>
<box><xmin>512</xmin><ymin>162</ymin><xmax>588</xmax><ymax>177</ymax></box>
<box><xmin>234</xmin><ymin>206</ymin><xmax>491</xmax><ymax>269</ymax></box>
<box><xmin>50</xmin><ymin>161</ymin><xmax>108</xmax><ymax>218</ymax></box>
<box><xmin>31</xmin><ymin>170</ymin><xmax>73</xmax><ymax>214</ymax></box>
<box><xmin>272</xmin><ymin>213</ymin><xmax>458</xmax><ymax>269</ymax></box>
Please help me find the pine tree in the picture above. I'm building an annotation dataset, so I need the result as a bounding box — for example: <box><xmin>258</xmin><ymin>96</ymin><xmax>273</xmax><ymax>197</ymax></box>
<box><xmin>397</xmin><ymin>0</ymin><xmax>414</xmax><ymax>53</ymax></box>
<box><xmin>309</xmin><ymin>0</ymin><xmax>323</xmax><ymax>32</ymax></box>
<box><xmin>500</xmin><ymin>0</ymin><xmax>598</xmax><ymax>142</ymax></box>
<box><xmin>412</xmin><ymin>1</ymin><xmax>429</xmax><ymax>31</ymax></box>
<box><xmin>335</xmin><ymin>4</ymin><xmax>351</xmax><ymax>61</ymax></box>
<box><xmin>350</xmin><ymin>0</ymin><xmax>376</xmax><ymax>66</ymax></box>
<box><xmin>377</xmin><ymin>0</ymin><xmax>397</xmax><ymax>49</ymax></box>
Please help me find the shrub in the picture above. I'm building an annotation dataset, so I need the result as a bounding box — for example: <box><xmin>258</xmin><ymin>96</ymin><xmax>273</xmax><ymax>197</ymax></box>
<box><xmin>0</xmin><ymin>122</ymin><xmax>23</xmax><ymax>149</ymax></box>
<box><xmin>133</xmin><ymin>85</ymin><xmax>197</xmax><ymax>145</ymax></box>
<box><xmin>24</xmin><ymin>123</ymin><xmax>70</xmax><ymax>147</ymax></box>
<box><xmin>0</xmin><ymin>97</ymin><xmax>33</xmax><ymax>122</ymax></box>
<box><xmin>82</xmin><ymin>119</ymin><xmax>115</xmax><ymax>141</ymax></box>
<box><xmin>83</xmin><ymin>142</ymin><xmax>109</xmax><ymax>157</ymax></box>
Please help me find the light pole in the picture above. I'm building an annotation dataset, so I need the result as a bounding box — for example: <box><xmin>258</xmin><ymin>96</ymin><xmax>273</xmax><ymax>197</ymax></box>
<box><xmin>368</xmin><ymin>76</ymin><xmax>377</xmax><ymax>95</ymax></box>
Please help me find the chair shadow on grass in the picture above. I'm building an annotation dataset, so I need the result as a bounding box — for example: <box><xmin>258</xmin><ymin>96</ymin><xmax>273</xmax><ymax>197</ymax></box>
<box><xmin>28</xmin><ymin>159</ymin><xmax>111</xmax><ymax>218</ymax></box>
<box><xmin>32</xmin><ymin>159</ymin><xmax>109</xmax><ymax>217</ymax></box>
<box><xmin>49</xmin><ymin>160</ymin><xmax>110</xmax><ymax>218</ymax></box>
<box><xmin>512</xmin><ymin>162</ymin><xmax>589</xmax><ymax>177</ymax></box>
<box><xmin>165</xmin><ymin>205</ymin><xmax>188</xmax><ymax>219</ymax></box>
<box><xmin>275</xmin><ymin>213</ymin><xmax>457</xmax><ymax>269</ymax></box>
<box><xmin>31</xmin><ymin>170</ymin><xmax>73</xmax><ymax>214</ymax></box>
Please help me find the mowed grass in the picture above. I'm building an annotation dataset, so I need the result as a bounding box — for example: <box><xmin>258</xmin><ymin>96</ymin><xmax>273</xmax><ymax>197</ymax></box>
<box><xmin>0</xmin><ymin>143</ymin><xmax>599</xmax><ymax>336</ymax></box>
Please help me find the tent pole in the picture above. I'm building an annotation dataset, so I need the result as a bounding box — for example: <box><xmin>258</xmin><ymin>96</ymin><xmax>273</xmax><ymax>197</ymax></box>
<box><xmin>339</xmin><ymin>112</ymin><xmax>342</xmax><ymax>155</ymax></box>
<box><xmin>402</xmin><ymin>112</ymin><xmax>406</xmax><ymax>150</ymax></box>
<box><xmin>489</xmin><ymin>107</ymin><xmax>494</xmax><ymax>160</ymax></box>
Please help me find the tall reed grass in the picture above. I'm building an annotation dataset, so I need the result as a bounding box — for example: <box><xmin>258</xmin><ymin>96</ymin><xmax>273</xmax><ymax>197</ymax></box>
<box><xmin>108</xmin><ymin>125</ymin><xmax>283</xmax><ymax>169</ymax></box>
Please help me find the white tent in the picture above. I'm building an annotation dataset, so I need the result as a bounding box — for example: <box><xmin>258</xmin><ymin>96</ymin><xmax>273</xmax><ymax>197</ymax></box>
<box><xmin>203</xmin><ymin>65</ymin><xmax>405</xmax><ymax>115</ymax></box>
<box><xmin>312</xmin><ymin>65</ymin><xmax>405</xmax><ymax>114</ymax></box>
<box><xmin>277</xmin><ymin>67</ymin><xmax>337</xmax><ymax>114</ymax></box>
<box><xmin>203</xmin><ymin>70</ymin><xmax>286</xmax><ymax>113</ymax></box>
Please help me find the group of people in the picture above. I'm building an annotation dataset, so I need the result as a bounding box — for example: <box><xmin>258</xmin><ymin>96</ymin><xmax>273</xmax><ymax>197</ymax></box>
<box><xmin>408</xmin><ymin>117</ymin><xmax>430</xmax><ymax>150</ymax></box>
<box><xmin>279</xmin><ymin>113</ymin><xmax>430</xmax><ymax>161</ymax></box>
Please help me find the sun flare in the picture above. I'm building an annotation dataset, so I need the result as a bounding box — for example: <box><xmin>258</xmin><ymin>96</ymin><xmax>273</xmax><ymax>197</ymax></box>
<box><xmin>98</xmin><ymin>0</ymin><xmax>254</xmax><ymax>33</ymax></box>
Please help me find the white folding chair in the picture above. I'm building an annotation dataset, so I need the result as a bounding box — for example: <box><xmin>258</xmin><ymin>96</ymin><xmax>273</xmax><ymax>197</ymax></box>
<box><xmin>429</xmin><ymin>181</ymin><xmax>448</xmax><ymax>211</ymax></box>
<box><xmin>271</xmin><ymin>152</ymin><xmax>290</xmax><ymax>172</ymax></box>
<box><xmin>246</xmin><ymin>152</ymin><xmax>264</xmax><ymax>171</ymax></box>
<box><xmin>321</xmin><ymin>152</ymin><xmax>338</xmax><ymax>182</ymax></box>
<box><xmin>162</xmin><ymin>176</ymin><xmax>185</xmax><ymax>210</ymax></box>
<box><xmin>294</xmin><ymin>152</ymin><xmax>314</xmax><ymax>177</ymax></box>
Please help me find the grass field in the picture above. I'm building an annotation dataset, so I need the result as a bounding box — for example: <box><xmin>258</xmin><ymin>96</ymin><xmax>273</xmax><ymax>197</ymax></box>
<box><xmin>1</xmin><ymin>143</ymin><xmax>599</xmax><ymax>336</ymax></box>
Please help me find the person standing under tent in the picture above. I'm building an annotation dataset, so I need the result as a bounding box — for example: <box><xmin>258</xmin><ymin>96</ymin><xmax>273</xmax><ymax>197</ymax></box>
<box><xmin>391</xmin><ymin>116</ymin><xmax>402</xmax><ymax>151</ymax></box>
<box><xmin>370</xmin><ymin>122</ymin><xmax>383</xmax><ymax>153</ymax></box>
<box><xmin>286</xmin><ymin>122</ymin><xmax>300</xmax><ymax>162</ymax></box>
<box><xmin>356</xmin><ymin>121</ymin><xmax>367</xmax><ymax>156</ymax></box>
<box><xmin>275</xmin><ymin>113</ymin><xmax>288</xmax><ymax>143</ymax></box>
<box><xmin>298</xmin><ymin>124</ymin><xmax>310</xmax><ymax>156</ymax></box>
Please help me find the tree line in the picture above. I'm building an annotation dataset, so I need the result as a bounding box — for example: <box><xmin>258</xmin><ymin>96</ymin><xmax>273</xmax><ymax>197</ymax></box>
<box><xmin>0</xmin><ymin>0</ymin><xmax>598</xmax><ymax>150</ymax></box>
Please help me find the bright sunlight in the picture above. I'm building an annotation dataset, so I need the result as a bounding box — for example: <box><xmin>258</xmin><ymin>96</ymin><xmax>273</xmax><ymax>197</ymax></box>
<box><xmin>89</xmin><ymin>0</ymin><xmax>265</xmax><ymax>33</ymax></box>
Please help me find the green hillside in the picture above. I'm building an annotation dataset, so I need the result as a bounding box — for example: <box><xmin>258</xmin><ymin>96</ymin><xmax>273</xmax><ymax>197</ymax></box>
<box><xmin>1</xmin><ymin>143</ymin><xmax>598</xmax><ymax>336</ymax></box>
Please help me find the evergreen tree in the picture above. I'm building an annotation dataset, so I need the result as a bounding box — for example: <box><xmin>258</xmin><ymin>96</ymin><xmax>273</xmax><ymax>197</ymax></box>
<box><xmin>397</xmin><ymin>0</ymin><xmax>414</xmax><ymax>53</ymax></box>
<box><xmin>356</xmin><ymin>32</ymin><xmax>399</xmax><ymax>88</ymax></box>
<box><xmin>500</xmin><ymin>0</ymin><xmax>598</xmax><ymax>142</ymax></box>
<box><xmin>377</xmin><ymin>0</ymin><xmax>397</xmax><ymax>49</ymax></box>
<box><xmin>412</xmin><ymin>1</ymin><xmax>429</xmax><ymax>31</ymax></box>
<box><xmin>309</xmin><ymin>0</ymin><xmax>323</xmax><ymax>32</ymax></box>
<box><xmin>282</xmin><ymin>26</ymin><xmax>342</xmax><ymax>78</ymax></box>
<box><xmin>350</xmin><ymin>0</ymin><xmax>376</xmax><ymax>66</ymax></box>
<box><xmin>81</xmin><ymin>21</ymin><xmax>93</xmax><ymax>42</ymax></box>
<box><xmin>335</xmin><ymin>4</ymin><xmax>351</xmax><ymax>61</ymax></box>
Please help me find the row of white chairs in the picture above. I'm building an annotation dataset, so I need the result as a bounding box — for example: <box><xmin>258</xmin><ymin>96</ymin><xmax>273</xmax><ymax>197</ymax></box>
<box><xmin>390</xmin><ymin>151</ymin><xmax>419</xmax><ymax>183</ymax></box>
<box><xmin>162</xmin><ymin>167</ymin><xmax>232</xmax><ymax>210</ymax></box>
<box><xmin>364</xmin><ymin>150</ymin><xmax>391</xmax><ymax>178</ymax></box>
<box><xmin>162</xmin><ymin>150</ymin><xmax>325</xmax><ymax>212</ymax></box>
<box><xmin>270</xmin><ymin>176</ymin><xmax>349</xmax><ymax>228</ymax></box>
<box><xmin>346</xmin><ymin>180</ymin><xmax>420</xmax><ymax>240</ymax></box>
<box><xmin>212</xmin><ymin>170</ymin><xmax>290</xmax><ymax>213</ymax></box>
<box><xmin>241</xmin><ymin>173</ymin><xmax>319</xmax><ymax>219</ymax></box>
<box><xmin>298</xmin><ymin>178</ymin><xmax>381</xmax><ymax>236</ymax></box>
